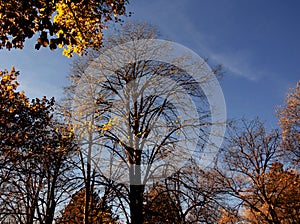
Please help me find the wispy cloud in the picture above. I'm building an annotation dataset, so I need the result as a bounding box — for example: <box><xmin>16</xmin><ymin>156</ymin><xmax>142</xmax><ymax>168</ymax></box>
<box><xmin>180</xmin><ymin>23</ymin><xmax>263</xmax><ymax>81</ymax></box>
<box><xmin>145</xmin><ymin>3</ymin><xmax>266</xmax><ymax>82</ymax></box>
<box><xmin>207</xmin><ymin>50</ymin><xmax>262</xmax><ymax>81</ymax></box>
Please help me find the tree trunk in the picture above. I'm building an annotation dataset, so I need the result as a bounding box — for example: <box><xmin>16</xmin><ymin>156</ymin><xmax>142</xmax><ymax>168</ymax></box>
<box><xmin>84</xmin><ymin>127</ymin><xmax>94</xmax><ymax>224</ymax></box>
<box><xmin>84</xmin><ymin>162</ymin><xmax>91</xmax><ymax>224</ymax></box>
<box><xmin>45</xmin><ymin>165</ymin><xmax>59</xmax><ymax>224</ymax></box>
<box><xmin>44</xmin><ymin>182</ymin><xmax>57</xmax><ymax>224</ymax></box>
<box><xmin>129</xmin><ymin>184</ymin><xmax>144</xmax><ymax>224</ymax></box>
<box><xmin>129</xmin><ymin>157</ymin><xmax>145</xmax><ymax>224</ymax></box>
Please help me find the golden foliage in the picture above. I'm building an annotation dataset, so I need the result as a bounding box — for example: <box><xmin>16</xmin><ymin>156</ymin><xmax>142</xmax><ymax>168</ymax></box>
<box><xmin>57</xmin><ymin>188</ymin><xmax>117</xmax><ymax>224</ymax></box>
<box><xmin>242</xmin><ymin>162</ymin><xmax>300</xmax><ymax>223</ymax></box>
<box><xmin>0</xmin><ymin>0</ymin><xmax>128</xmax><ymax>57</ymax></box>
<box><xmin>218</xmin><ymin>208</ymin><xmax>239</xmax><ymax>224</ymax></box>
<box><xmin>0</xmin><ymin>68</ymin><xmax>77</xmax><ymax>223</ymax></box>
<box><xmin>277</xmin><ymin>81</ymin><xmax>300</xmax><ymax>162</ymax></box>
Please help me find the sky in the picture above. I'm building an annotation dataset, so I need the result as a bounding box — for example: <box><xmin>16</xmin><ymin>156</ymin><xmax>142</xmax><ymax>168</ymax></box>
<box><xmin>0</xmin><ymin>0</ymin><xmax>299</xmax><ymax>129</ymax></box>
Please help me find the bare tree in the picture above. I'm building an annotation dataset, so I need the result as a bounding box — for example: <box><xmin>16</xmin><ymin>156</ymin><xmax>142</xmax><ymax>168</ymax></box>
<box><xmin>65</xmin><ymin>23</ymin><xmax>225</xmax><ymax>223</ymax></box>
<box><xmin>216</xmin><ymin>119</ymin><xmax>300</xmax><ymax>224</ymax></box>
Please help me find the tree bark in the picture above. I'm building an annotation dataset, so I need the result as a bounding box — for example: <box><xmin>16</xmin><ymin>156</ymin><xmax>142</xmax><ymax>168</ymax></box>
<box><xmin>129</xmin><ymin>184</ymin><xmax>144</xmax><ymax>224</ymax></box>
<box><xmin>129</xmin><ymin>158</ymin><xmax>145</xmax><ymax>224</ymax></box>
<box><xmin>84</xmin><ymin>162</ymin><xmax>91</xmax><ymax>224</ymax></box>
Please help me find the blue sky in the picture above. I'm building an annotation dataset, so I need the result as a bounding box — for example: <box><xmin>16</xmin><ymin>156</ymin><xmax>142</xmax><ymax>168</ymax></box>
<box><xmin>0</xmin><ymin>0</ymin><xmax>299</xmax><ymax>128</ymax></box>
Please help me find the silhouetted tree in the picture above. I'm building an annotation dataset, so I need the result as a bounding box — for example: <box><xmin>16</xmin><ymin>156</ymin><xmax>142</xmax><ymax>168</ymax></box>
<box><xmin>64</xmin><ymin>23</ymin><xmax>221</xmax><ymax>224</ymax></box>
<box><xmin>0</xmin><ymin>68</ymin><xmax>78</xmax><ymax>223</ymax></box>
<box><xmin>216</xmin><ymin>119</ymin><xmax>300</xmax><ymax>224</ymax></box>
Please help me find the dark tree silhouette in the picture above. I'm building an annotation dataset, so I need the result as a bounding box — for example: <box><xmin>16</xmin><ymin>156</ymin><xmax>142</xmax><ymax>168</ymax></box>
<box><xmin>0</xmin><ymin>68</ymin><xmax>78</xmax><ymax>223</ymax></box>
<box><xmin>64</xmin><ymin>23</ymin><xmax>222</xmax><ymax>224</ymax></box>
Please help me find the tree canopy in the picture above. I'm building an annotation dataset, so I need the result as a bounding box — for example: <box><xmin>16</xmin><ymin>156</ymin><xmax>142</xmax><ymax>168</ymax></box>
<box><xmin>0</xmin><ymin>68</ymin><xmax>78</xmax><ymax>223</ymax></box>
<box><xmin>0</xmin><ymin>0</ymin><xmax>129</xmax><ymax>57</ymax></box>
<box><xmin>63</xmin><ymin>23</ymin><xmax>217</xmax><ymax>224</ymax></box>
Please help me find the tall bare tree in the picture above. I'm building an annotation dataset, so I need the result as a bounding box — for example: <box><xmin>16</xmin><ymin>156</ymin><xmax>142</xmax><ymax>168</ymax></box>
<box><xmin>64</xmin><ymin>23</ymin><xmax>223</xmax><ymax>223</ymax></box>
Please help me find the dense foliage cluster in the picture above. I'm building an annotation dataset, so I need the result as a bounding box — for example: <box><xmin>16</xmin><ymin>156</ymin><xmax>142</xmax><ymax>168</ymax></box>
<box><xmin>0</xmin><ymin>0</ymin><xmax>128</xmax><ymax>57</ymax></box>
